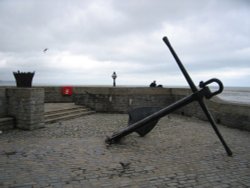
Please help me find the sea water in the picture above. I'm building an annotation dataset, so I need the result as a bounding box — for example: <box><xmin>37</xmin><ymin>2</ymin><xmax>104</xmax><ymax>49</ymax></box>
<box><xmin>166</xmin><ymin>86</ymin><xmax>250</xmax><ymax>104</ymax></box>
<box><xmin>218</xmin><ymin>87</ymin><xmax>250</xmax><ymax>104</ymax></box>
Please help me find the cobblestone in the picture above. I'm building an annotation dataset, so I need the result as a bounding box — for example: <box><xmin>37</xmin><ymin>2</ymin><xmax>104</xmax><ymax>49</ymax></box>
<box><xmin>0</xmin><ymin>113</ymin><xmax>250</xmax><ymax>187</ymax></box>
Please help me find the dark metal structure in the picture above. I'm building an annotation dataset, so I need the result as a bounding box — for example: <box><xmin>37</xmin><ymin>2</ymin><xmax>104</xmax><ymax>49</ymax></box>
<box><xmin>13</xmin><ymin>71</ymin><xmax>35</xmax><ymax>88</ymax></box>
<box><xmin>112</xmin><ymin>72</ymin><xmax>117</xmax><ymax>87</ymax></box>
<box><xmin>105</xmin><ymin>36</ymin><xmax>232</xmax><ymax>156</ymax></box>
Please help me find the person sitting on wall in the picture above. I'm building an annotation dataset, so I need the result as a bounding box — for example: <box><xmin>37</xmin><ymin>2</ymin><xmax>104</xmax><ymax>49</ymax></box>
<box><xmin>150</xmin><ymin>80</ymin><xmax>157</xmax><ymax>87</ymax></box>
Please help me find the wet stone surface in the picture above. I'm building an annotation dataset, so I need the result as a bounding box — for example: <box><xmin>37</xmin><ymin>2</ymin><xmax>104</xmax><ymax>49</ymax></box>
<box><xmin>0</xmin><ymin>113</ymin><xmax>250</xmax><ymax>187</ymax></box>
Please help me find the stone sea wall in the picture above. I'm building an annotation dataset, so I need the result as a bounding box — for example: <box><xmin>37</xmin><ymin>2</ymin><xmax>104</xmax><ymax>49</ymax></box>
<box><xmin>73</xmin><ymin>87</ymin><xmax>173</xmax><ymax>113</ymax></box>
<box><xmin>42</xmin><ymin>86</ymin><xmax>250</xmax><ymax>131</ymax></box>
<box><xmin>0</xmin><ymin>88</ymin><xmax>7</xmax><ymax>117</ymax></box>
<box><xmin>0</xmin><ymin>86</ymin><xmax>249</xmax><ymax>131</ymax></box>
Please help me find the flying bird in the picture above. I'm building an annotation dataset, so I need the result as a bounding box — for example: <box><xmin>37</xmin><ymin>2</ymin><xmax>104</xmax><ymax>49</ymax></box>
<box><xmin>43</xmin><ymin>48</ymin><xmax>48</xmax><ymax>53</ymax></box>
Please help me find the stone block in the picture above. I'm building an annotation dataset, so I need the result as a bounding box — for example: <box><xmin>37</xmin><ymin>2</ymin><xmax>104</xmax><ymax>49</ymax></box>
<box><xmin>0</xmin><ymin>88</ymin><xmax>7</xmax><ymax>117</ymax></box>
<box><xmin>6</xmin><ymin>88</ymin><xmax>45</xmax><ymax>130</ymax></box>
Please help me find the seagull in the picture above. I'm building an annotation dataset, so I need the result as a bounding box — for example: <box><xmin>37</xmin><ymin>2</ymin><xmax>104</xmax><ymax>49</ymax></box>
<box><xmin>43</xmin><ymin>48</ymin><xmax>48</xmax><ymax>53</ymax></box>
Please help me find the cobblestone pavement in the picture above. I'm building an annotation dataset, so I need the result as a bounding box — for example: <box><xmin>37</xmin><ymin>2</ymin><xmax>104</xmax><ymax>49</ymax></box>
<box><xmin>0</xmin><ymin>113</ymin><xmax>250</xmax><ymax>188</ymax></box>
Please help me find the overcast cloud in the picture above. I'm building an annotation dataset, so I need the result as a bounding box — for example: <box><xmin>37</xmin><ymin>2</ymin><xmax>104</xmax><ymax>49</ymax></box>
<box><xmin>0</xmin><ymin>0</ymin><xmax>249</xmax><ymax>87</ymax></box>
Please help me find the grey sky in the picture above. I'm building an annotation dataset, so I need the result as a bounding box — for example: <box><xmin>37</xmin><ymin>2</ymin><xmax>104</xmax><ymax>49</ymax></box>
<box><xmin>0</xmin><ymin>0</ymin><xmax>249</xmax><ymax>87</ymax></box>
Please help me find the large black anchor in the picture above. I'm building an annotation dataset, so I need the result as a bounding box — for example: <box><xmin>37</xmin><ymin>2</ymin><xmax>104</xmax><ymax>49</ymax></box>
<box><xmin>105</xmin><ymin>36</ymin><xmax>232</xmax><ymax>156</ymax></box>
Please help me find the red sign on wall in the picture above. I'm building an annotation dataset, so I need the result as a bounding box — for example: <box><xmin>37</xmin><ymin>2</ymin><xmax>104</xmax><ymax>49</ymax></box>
<box><xmin>62</xmin><ymin>86</ymin><xmax>73</xmax><ymax>96</ymax></box>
